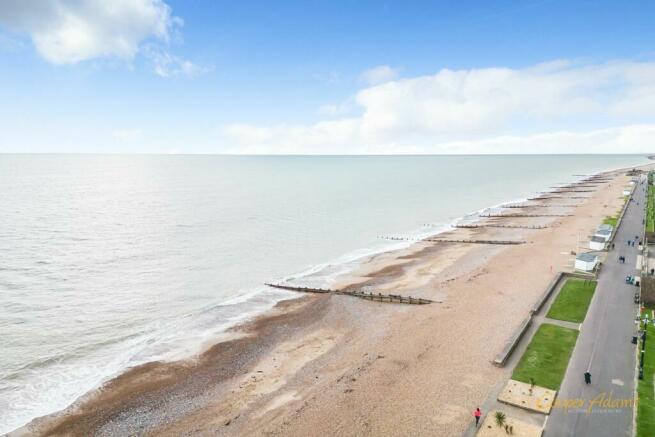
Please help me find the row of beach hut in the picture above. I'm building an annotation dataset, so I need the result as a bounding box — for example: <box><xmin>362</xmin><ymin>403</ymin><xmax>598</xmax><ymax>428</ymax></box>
<box><xmin>575</xmin><ymin>223</ymin><xmax>615</xmax><ymax>271</ymax></box>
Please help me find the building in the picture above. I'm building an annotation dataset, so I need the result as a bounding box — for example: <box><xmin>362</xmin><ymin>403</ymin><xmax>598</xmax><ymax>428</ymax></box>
<box><xmin>594</xmin><ymin>228</ymin><xmax>612</xmax><ymax>242</ymax></box>
<box><xmin>575</xmin><ymin>253</ymin><xmax>599</xmax><ymax>272</ymax></box>
<box><xmin>623</xmin><ymin>187</ymin><xmax>632</xmax><ymax>196</ymax></box>
<box><xmin>589</xmin><ymin>236</ymin><xmax>606</xmax><ymax>250</ymax></box>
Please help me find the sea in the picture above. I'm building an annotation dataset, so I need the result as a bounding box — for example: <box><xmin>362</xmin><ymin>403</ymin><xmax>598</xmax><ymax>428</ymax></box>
<box><xmin>0</xmin><ymin>154</ymin><xmax>648</xmax><ymax>433</ymax></box>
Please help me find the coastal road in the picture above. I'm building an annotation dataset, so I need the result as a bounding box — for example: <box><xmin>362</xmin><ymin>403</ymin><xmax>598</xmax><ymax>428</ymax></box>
<box><xmin>545</xmin><ymin>178</ymin><xmax>645</xmax><ymax>436</ymax></box>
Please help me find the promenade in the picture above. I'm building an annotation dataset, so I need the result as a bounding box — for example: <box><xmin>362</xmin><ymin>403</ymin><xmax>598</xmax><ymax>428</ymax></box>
<box><xmin>545</xmin><ymin>179</ymin><xmax>645</xmax><ymax>436</ymax></box>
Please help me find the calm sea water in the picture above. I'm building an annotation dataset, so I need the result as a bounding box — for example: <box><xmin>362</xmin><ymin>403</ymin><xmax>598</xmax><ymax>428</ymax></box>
<box><xmin>0</xmin><ymin>154</ymin><xmax>648</xmax><ymax>432</ymax></box>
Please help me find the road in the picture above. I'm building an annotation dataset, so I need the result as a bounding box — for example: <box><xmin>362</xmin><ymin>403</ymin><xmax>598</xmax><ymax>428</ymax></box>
<box><xmin>545</xmin><ymin>178</ymin><xmax>645</xmax><ymax>436</ymax></box>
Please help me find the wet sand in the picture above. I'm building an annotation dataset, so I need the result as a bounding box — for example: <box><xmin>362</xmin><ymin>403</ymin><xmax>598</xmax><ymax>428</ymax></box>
<box><xmin>13</xmin><ymin>167</ymin><xmax>648</xmax><ymax>436</ymax></box>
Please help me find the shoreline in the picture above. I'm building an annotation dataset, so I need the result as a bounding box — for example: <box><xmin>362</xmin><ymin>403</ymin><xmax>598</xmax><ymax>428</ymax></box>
<box><xmin>11</xmin><ymin>163</ymin><xmax>652</xmax><ymax>436</ymax></box>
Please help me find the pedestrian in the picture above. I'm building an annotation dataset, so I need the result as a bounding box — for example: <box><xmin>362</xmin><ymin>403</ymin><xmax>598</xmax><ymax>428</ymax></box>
<box><xmin>584</xmin><ymin>371</ymin><xmax>592</xmax><ymax>384</ymax></box>
<box><xmin>474</xmin><ymin>407</ymin><xmax>481</xmax><ymax>427</ymax></box>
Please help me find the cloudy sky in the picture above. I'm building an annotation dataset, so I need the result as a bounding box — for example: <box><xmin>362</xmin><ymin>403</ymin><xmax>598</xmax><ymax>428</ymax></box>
<box><xmin>1</xmin><ymin>0</ymin><xmax>654</xmax><ymax>154</ymax></box>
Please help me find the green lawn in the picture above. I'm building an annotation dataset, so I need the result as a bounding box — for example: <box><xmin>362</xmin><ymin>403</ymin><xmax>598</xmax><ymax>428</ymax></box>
<box><xmin>512</xmin><ymin>323</ymin><xmax>579</xmax><ymax>391</ymax></box>
<box><xmin>637</xmin><ymin>307</ymin><xmax>655</xmax><ymax>437</ymax></box>
<box><xmin>603</xmin><ymin>215</ymin><xmax>618</xmax><ymax>227</ymax></box>
<box><xmin>546</xmin><ymin>279</ymin><xmax>597</xmax><ymax>323</ymax></box>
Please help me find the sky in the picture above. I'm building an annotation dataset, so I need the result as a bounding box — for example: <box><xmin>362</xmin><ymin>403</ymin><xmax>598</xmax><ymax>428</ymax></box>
<box><xmin>1</xmin><ymin>0</ymin><xmax>655</xmax><ymax>154</ymax></box>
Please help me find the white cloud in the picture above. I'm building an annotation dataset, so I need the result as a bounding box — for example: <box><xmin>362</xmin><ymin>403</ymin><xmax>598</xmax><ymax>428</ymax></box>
<box><xmin>433</xmin><ymin>124</ymin><xmax>655</xmax><ymax>155</ymax></box>
<box><xmin>316</xmin><ymin>97</ymin><xmax>355</xmax><ymax>117</ymax></box>
<box><xmin>144</xmin><ymin>46</ymin><xmax>210</xmax><ymax>78</ymax></box>
<box><xmin>0</xmin><ymin>0</ymin><xmax>177</xmax><ymax>64</ymax></box>
<box><xmin>0</xmin><ymin>0</ymin><xmax>207</xmax><ymax>77</ymax></box>
<box><xmin>359</xmin><ymin>65</ymin><xmax>399</xmax><ymax>85</ymax></box>
<box><xmin>221</xmin><ymin>59</ymin><xmax>655</xmax><ymax>154</ymax></box>
<box><xmin>221</xmin><ymin>124</ymin><xmax>655</xmax><ymax>155</ymax></box>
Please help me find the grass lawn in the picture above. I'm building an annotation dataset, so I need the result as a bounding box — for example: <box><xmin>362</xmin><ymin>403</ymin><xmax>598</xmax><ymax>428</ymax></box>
<box><xmin>637</xmin><ymin>307</ymin><xmax>655</xmax><ymax>437</ymax></box>
<box><xmin>512</xmin><ymin>323</ymin><xmax>579</xmax><ymax>391</ymax></box>
<box><xmin>546</xmin><ymin>278</ymin><xmax>597</xmax><ymax>323</ymax></box>
<box><xmin>603</xmin><ymin>215</ymin><xmax>618</xmax><ymax>227</ymax></box>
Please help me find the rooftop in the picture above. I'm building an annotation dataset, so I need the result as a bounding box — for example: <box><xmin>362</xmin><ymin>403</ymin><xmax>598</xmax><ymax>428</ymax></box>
<box><xmin>577</xmin><ymin>252</ymin><xmax>599</xmax><ymax>262</ymax></box>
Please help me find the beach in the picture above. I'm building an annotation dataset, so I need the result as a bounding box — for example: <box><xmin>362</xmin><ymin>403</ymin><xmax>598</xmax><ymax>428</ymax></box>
<box><xmin>11</xmin><ymin>163</ymin><xmax>650</xmax><ymax>437</ymax></box>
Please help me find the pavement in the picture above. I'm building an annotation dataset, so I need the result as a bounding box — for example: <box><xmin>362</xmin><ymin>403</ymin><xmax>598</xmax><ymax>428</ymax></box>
<box><xmin>544</xmin><ymin>179</ymin><xmax>646</xmax><ymax>436</ymax></box>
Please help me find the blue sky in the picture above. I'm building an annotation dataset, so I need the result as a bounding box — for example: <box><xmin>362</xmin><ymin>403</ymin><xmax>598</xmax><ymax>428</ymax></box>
<box><xmin>1</xmin><ymin>0</ymin><xmax>655</xmax><ymax>153</ymax></box>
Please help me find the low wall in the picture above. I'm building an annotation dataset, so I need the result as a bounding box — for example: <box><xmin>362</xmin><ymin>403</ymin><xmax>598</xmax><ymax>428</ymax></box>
<box><xmin>492</xmin><ymin>272</ymin><xmax>594</xmax><ymax>367</ymax></box>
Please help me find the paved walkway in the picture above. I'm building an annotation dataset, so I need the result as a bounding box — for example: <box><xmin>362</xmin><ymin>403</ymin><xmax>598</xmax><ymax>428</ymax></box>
<box><xmin>544</xmin><ymin>179</ymin><xmax>645</xmax><ymax>436</ymax></box>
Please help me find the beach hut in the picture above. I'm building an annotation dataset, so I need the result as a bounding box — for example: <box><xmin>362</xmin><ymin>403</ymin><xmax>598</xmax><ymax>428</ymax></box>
<box><xmin>589</xmin><ymin>236</ymin><xmax>606</xmax><ymax>250</ymax></box>
<box><xmin>575</xmin><ymin>253</ymin><xmax>599</xmax><ymax>272</ymax></box>
<box><xmin>623</xmin><ymin>187</ymin><xmax>632</xmax><ymax>196</ymax></box>
<box><xmin>594</xmin><ymin>228</ymin><xmax>612</xmax><ymax>242</ymax></box>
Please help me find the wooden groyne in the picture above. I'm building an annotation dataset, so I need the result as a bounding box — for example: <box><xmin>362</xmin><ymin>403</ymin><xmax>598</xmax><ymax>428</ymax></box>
<box><xmin>423</xmin><ymin>238</ymin><xmax>526</xmax><ymax>245</ymax></box>
<box><xmin>550</xmin><ymin>184</ymin><xmax>602</xmax><ymax>188</ymax></box>
<box><xmin>454</xmin><ymin>224</ymin><xmax>548</xmax><ymax>229</ymax></box>
<box><xmin>378</xmin><ymin>235</ymin><xmax>527</xmax><ymax>245</ymax></box>
<box><xmin>502</xmin><ymin>204</ymin><xmax>579</xmax><ymax>208</ymax></box>
<box><xmin>264</xmin><ymin>283</ymin><xmax>434</xmax><ymax>304</ymax></box>
<box><xmin>350</xmin><ymin>291</ymin><xmax>433</xmax><ymax>304</ymax></box>
<box><xmin>265</xmin><ymin>283</ymin><xmax>333</xmax><ymax>293</ymax></box>
<box><xmin>479</xmin><ymin>213</ymin><xmax>572</xmax><ymax>218</ymax></box>
<box><xmin>527</xmin><ymin>195</ymin><xmax>576</xmax><ymax>200</ymax></box>
<box><xmin>530</xmin><ymin>195</ymin><xmax>589</xmax><ymax>200</ymax></box>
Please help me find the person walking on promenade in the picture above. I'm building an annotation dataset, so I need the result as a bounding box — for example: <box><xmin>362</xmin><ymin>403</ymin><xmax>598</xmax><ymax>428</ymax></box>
<box><xmin>474</xmin><ymin>407</ymin><xmax>482</xmax><ymax>427</ymax></box>
<box><xmin>584</xmin><ymin>371</ymin><xmax>592</xmax><ymax>384</ymax></box>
